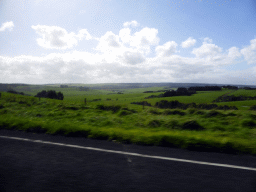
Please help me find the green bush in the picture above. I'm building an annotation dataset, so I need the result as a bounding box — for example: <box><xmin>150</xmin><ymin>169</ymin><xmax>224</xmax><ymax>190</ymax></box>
<box><xmin>149</xmin><ymin>109</ymin><xmax>162</xmax><ymax>115</ymax></box>
<box><xmin>163</xmin><ymin>109</ymin><xmax>185</xmax><ymax>116</ymax></box>
<box><xmin>96</xmin><ymin>104</ymin><xmax>121</xmax><ymax>113</ymax></box>
<box><xmin>205</xmin><ymin>110</ymin><xmax>224</xmax><ymax>118</ymax></box>
<box><xmin>119</xmin><ymin>110</ymin><xmax>132</xmax><ymax>116</ymax></box>
<box><xmin>188</xmin><ymin>108</ymin><xmax>196</xmax><ymax>114</ymax></box>
<box><xmin>241</xmin><ymin>119</ymin><xmax>256</xmax><ymax>128</ymax></box>
<box><xmin>195</xmin><ymin>110</ymin><xmax>205</xmax><ymax>115</ymax></box>
<box><xmin>148</xmin><ymin>119</ymin><xmax>163</xmax><ymax>128</ymax></box>
<box><xmin>181</xmin><ymin>120</ymin><xmax>205</xmax><ymax>131</ymax></box>
<box><xmin>164</xmin><ymin>120</ymin><xmax>180</xmax><ymax>129</ymax></box>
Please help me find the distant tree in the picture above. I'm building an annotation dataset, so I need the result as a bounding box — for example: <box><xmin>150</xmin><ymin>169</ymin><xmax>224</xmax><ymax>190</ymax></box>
<box><xmin>57</xmin><ymin>92</ymin><xmax>64</xmax><ymax>100</ymax></box>
<box><xmin>35</xmin><ymin>90</ymin><xmax>64</xmax><ymax>100</ymax></box>
<box><xmin>46</xmin><ymin>90</ymin><xmax>57</xmax><ymax>99</ymax></box>
<box><xmin>163</xmin><ymin>90</ymin><xmax>176</xmax><ymax>97</ymax></box>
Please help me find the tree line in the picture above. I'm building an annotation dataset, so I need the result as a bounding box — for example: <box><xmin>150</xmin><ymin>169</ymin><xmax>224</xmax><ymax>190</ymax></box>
<box><xmin>35</xmin><ymin>90</ymin><xmax>64</xmax><ymax>100</ymax></box>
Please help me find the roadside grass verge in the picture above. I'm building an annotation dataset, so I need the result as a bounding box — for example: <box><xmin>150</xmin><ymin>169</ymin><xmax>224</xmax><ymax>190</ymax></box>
<box><xmin>1</xmin><ymin>113</ymin><xmax>256</xmax><ymax>155</ymax></box>
<box><xmin>1</xmin><ymin>91</ymin><xmax>256</xmax><ymax>155</ymax></box>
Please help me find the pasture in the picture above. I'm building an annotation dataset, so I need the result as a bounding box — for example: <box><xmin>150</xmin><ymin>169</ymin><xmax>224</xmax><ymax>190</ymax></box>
<box><xmin>1</xmin><ymin>84</ymin><xmax>256</xmax><ymax>154</ymax></box>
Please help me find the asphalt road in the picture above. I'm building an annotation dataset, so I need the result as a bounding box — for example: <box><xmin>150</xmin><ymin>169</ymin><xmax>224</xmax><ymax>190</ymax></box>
<box><xmin>1</xmin><ymin>129</ymin><xmax>256</xmax><ymax>192</ymax></box>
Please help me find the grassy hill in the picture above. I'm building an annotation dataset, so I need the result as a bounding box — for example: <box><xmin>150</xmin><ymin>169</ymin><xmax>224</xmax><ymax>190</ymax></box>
<box><xmin>1</xmin><ymin>84</ymin><xmax>256</xmax><ymax>155</ymax></box>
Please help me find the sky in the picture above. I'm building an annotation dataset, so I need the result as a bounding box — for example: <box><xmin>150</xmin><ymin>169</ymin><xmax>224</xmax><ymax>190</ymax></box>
<box><xmin>0</xmin><ymin>0</ymin><xmax>256</xmax><ymax>85</ymax></box>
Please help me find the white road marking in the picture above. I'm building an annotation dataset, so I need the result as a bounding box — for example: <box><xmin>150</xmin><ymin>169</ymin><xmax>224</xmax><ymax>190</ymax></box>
<box><xmin>1</xmin><ymin>135</ymin><xmax>256</xmax><ymax>171</ymax></box>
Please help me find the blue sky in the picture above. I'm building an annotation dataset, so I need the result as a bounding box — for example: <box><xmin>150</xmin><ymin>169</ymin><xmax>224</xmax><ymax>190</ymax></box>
<box><xmin>0</xmin><ymin>0</ymin><xmax>256</xmax><ymax>85</ymax></box>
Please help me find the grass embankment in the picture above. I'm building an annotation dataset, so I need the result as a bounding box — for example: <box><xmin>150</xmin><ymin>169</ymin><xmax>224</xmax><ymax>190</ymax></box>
<box><xmin>1</xmin><ymin>90</ymin><xmax>256</xmax><ymax>155</ymax></box>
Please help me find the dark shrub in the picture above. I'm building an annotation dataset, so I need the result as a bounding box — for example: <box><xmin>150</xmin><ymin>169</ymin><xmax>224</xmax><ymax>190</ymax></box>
<box><xmin>0</xmin><ymin>104</ymin><xmax>4</xmax><ymax>109</ymax></box>
<box><xmin>181</xmin><ymin>120</ymin><xmax>205</xmax><ymax>131</ymax></box>
<box><xmin>172</xmin><ymin>110</ymin><xmax>186</xmax><ymax>116</ymax></box>
<box><xmin>155</xmin><ymin>100</ymin><xmax>182</xmax><ymax>109</ymax></box>
<box><xmin>0</xmin><ymin>109</ymin><xmax>8</xmax><ymax>114</ymax></box>
<box><xmin>149</xmin><ymin>109</ymin><xmax>162</xmax><ymax>115</ymax></box>
<box><xmin>131</xmin><ymin>101</ymin><xmax>151</xmax><ymax>106</ymax></box>
<box><xmin>148</xmin><ymin>119</ymin><xmax>162</xmax><ymax>128</ymax></box>
<box><xmin>188</xmin><ymin>109</ymin><xmax>196</xmax><ymax>114</ymax></box>
<box><xmin>241</xmin><ymin>119</ymin><xmax>256</xmax><ymax>128</ymax></box>
<box><xmin>96</xmin><ymin>104</ymin><xmax>121</xmax><ymax>113</ymax></box>
<box><xmin>250</xmin><ymin>105</ymin><xmax>256</xmax><ymax>111</ymax></box>
<box><xmin>187</xmin><ymin>102</ymin><xmax>197</xmax><ymax>108</ymax></box>
<box><xmin>205</xmin><ymin>110</ymin><xmax>223</xmax><ymax>118</ymax></box>
<box><xmin>249</xmin><ymin>114</ymin><xmax>256</xmax><ymax>119</ymax></box>
<box><xmin>65</xmin><ymin>106</ymin><xmax>79</xmax><ymax>110</ymax></box>
<box><xmin>163</xmin><ymin>109</ymin><xmax>185</xmax><ymax>116</ymax></box>
<box><xmin>226</xmin><ymin>112</ymin><xmax>236</xmax><ymax>116</ymax></box>
<box><xmin>163</xmin><ymin>110</ymin><xmax>174</xmax><ymax>115</ymax></box>
<box><xmin>164</xmin><ymin>120</ymin><xmax>180</xmax><ymax>129</ymax></box>
<box><xmin>195</xmin><ymin>110</ymin><xmax>205</xmax><ymax>115</ymax></box>
<box><xmin>119</xmin><ymin>110</ymin><xmax>132</xmax><ymax>116</ymax></box>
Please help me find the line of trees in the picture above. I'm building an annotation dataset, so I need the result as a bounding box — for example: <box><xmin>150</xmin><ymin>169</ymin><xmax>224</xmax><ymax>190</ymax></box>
<box><xmin>188</xmin><ymin>86</ymin><xmax>222</xmax><ymax>91</ymax></box>
<box><xmin>7</xmin><ymin>90</ymin><xmax>25</xmax><ymax>95</ymax></box>
<box><xmin>155</xmin><ymin>100</ymin><xmax>238</xmax><ymax>110</ymax></box>
<box><xmin>145</xmin><ymin>87</ymin><xmax>196</xmax><ymax>99</ymax></box>
<box><xmin>213</xmin><ymin>95</ymin><xmax>256</xmax><ymax>102</ymax></box>
<box><xmin>35</xmin><ymin>90</ymin><xmax>64</xmax><ymax>100</ymax></box>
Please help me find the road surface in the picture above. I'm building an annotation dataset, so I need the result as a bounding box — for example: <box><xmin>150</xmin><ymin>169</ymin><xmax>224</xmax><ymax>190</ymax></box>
<box><xmin>1</xmin><ymin>129</ymin><xmax>256</xmax><ymax>192</ymax></box>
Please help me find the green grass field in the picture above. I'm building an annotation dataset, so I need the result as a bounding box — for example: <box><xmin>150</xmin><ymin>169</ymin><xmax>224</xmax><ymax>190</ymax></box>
<box><xmin>1</xmin><ymin>85</ymin><xmax>256</xmax><ymax>155</ymax></box>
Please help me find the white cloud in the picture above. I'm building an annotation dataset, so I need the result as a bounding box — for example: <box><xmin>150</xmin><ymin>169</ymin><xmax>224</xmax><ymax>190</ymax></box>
<box><xmin>31</xmin><ymin>25</ymin><xmax>92</xmax><ymax>49</ymax></box>
<box><xmin>123</xmin><ymin>20</ymin><xmax>139</xmax><ymax>28</ymax></box>
<box><xmin>96</xmin><ymin>23</ymin><xmax>160</xmax><ymax>60</ymax></box>
<box><xmin>131</xmin><ymin>27</ymin><xmax>159</xmax><ymax>48</ymax></box>
<box><xmin>192</xmin><ymin>39</ymin><xmax>222</xmax><ymax>58</ymax></box>
<box><xmin>123</xmin><ymin>51</ymin><xmax>145</xmax><ymax>65</ymax></box>
<box><xmin>0</xmin><ymin>21</ymin><xmax>14</xmax><ymax>32</ymax></box>
<box><xmin>155</xmin><ymin>41</ymin><xmax>178</xmax><ymax>57</ymax></box>
<box><xmin>96</xmin><ymin>31</ymin><xmax>121</xmax><ymax>51</ymax></box>
<box><xmin>119</xmin><ymin>26</ymin><xmax>160</xmax><ymax>50</ymax></box>
<box><xmin>181</xmin><ymin>37</ymin><xmax>196</xmax><ymax>48</ymax></box>
<box><xmin>119</xmin><ymin>28</ymin><xmax>132</xmax><ymax>44</ymax></box>
<box><xmin>228</xmin><ymin>47</ymin><xmax>242</xmax><ymax>59</ymax></box>
<box><xmin>0</xmin><ymin>47</ymin><xmax>255</xmax><ymax>84</ymax></box>
<box><xmin>241</xmin><ymin>38</ymin><xmax>256</xmax><ymax>64</ymax></box>
<box><xmin>203</xmin><ymin>37</ymin><xmax>213</xmax><ymax>44</ymax></box>
<box><xmin>1</xmin><ymin>23</ymin><xmax>256</xmax><ymax>85</ymax></box>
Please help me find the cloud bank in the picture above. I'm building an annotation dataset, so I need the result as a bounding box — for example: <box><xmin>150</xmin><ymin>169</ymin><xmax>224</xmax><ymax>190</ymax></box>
<box><xmin>31</xmin><ymin>25</ymin><xmax>92</xmax><ymax>49</ymax></box>
<box><xmin>0</xmin><ymin>20</ymin><xmax>256</xmax><ymax>85</ymax></box>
